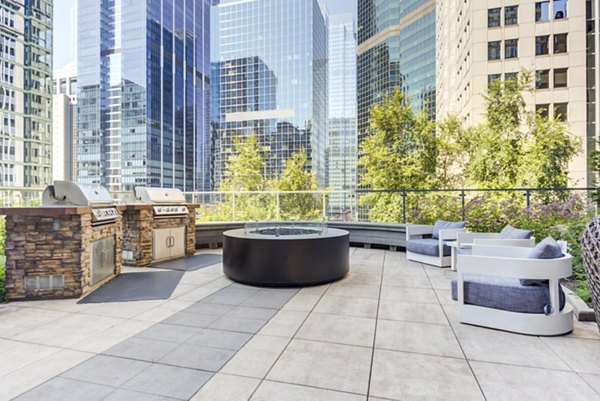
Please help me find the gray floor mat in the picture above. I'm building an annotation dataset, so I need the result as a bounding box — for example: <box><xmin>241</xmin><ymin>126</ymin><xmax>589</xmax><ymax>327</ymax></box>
<box><xmin>78</xmin><ymin>271</ymin><xmax>184</xmax><ymax>303</ymax></box>
<box><xmin>149</xmin><ymin>254</ymin><xmax>222</xmax><ymax>271</ymax></box>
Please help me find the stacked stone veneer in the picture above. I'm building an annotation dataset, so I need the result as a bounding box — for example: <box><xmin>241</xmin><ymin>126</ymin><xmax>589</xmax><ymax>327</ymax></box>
<box><xmin>122</xmin><ymin>204</ymin><xmax>198</xmax><ymax>266</ymax></box>
<box><xmin>0</xmin><ymin>207</ymin><xmax>122</xmax><ymax>301</ymax></box>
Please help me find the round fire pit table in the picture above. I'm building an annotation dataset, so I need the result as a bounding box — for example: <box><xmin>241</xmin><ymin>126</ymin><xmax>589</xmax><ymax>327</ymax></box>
<box><xmin>223</xmin><ymin>224</ymin><xmax>349</xmax><ymax>287</ymax></box>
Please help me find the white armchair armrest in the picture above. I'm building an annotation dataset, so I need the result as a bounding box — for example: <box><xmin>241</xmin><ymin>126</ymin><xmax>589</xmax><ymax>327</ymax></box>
<box><xmin>456</xmin><ymin>232</ymin><xmax>498</xmax><ymax>248</ymax></box>
<box><xmin>406</xmin><ymin>224</ymin><xmax>433</xmax><ymax>239</ymax></box>
<box><xmin>438</xmin><ymin>228</ymin><xmax>465</xmax><ymax>240</ymax></box>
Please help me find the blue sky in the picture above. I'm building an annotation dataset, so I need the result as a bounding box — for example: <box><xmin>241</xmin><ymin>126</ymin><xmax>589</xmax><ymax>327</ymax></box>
<box><xmin>52</xmin><ymin>0</ymin><xmax>357</xmax><ymax>70</ymax></box>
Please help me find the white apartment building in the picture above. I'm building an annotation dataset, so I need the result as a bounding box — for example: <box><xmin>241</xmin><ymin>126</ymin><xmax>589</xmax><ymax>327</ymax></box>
<box><xmin>52</xmin><ymin>60</ymin><xmax>78</xmax><ymax>182</ymax></box>
<box><xmin>437</xmin><ymin>0</ymin><xmax>594</xmax><ymax>185</ymax></box>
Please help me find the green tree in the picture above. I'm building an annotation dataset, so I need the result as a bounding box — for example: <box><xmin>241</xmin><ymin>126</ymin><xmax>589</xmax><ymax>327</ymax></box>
<box><xmin>274</xmin><ymin>149</ymin><xmax>321</xmax><ymax>220</ymax></box>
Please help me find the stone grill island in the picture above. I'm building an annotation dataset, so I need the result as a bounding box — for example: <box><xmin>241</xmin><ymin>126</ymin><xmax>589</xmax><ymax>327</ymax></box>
<box><xmin>223</xmin><ymin>222</ymin><xmax>349</xmax><ymax>287</ymax></box>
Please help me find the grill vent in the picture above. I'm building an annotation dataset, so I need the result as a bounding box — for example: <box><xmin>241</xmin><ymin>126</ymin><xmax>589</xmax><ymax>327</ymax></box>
<box><xmin>25</xmin><ymin>275</ymin><xmax>65</xmax><ymax>291</ymax></box>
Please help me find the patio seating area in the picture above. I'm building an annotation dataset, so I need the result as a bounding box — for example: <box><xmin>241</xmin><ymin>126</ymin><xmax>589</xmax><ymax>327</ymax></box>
<box><xmin>1</xmin><ymin>247</ymin><xmax>600</xmax><ymax>401</ymax></box>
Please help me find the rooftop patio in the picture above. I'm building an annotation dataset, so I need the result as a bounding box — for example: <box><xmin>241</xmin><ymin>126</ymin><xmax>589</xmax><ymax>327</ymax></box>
<box><xmin>0</xmin><ymin>247</ymin><xmax>599</xmax><ymax>401</ymax></box>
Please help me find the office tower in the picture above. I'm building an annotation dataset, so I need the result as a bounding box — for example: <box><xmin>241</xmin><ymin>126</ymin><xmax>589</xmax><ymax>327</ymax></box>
<box><xmin>437</xmin><ymin>0</ymin><xmax>589</xmax><ymax>185</ymax></box>
<box><xmin>77</xmin><ymin>0</ymin><xmax>212</xmax><ymax>192</ymax></box>
<box><xmin>52</xmin><ymin>61</ymin><xmax>77</xmax><ymax>182</ymax></box>
<box><xmin>212</xmin><ymin>0</ymin><xmax>328</xmax><ymax>189</ymax></box>
<box><xmin>0</xmin><ymin>0</ymin><xmax>53</xmax><ymax>200</ymax></box>
<box><xmin>328</xmin><ymin>13</ymin><xmax>357</xmax><ymax>218</ymax></box>
<box><xmin>357</xmin><ymin>0</ymin><xmax>436</xmax><ymax>147</ymax></box>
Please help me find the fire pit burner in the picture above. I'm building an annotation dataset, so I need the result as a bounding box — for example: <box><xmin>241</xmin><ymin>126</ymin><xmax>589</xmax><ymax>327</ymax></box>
<box><xmin>223</xmin><ymin>222</ymin><xmax>349</xmax><ymax>287</ymax></box>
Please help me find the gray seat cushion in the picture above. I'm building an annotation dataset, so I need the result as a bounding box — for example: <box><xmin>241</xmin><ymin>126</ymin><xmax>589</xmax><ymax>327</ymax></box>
<box><xmin>521</xmin><ymin>236</ymin><xmax>565</xmax><ymax>286</ymax></box>
<box><xmin>432</xmin><ymin>220</ymin><xmax>466</xmax><ymax>239</ymax></box>
<box><xmin>451</xmin><ymin>274</ymin><xmax>566</xmax><ymax>314</ymax></box>
<box><xmin>407</xmin><ymin>238</ymin><xmax>451</xmax><ymax>257</ymax></box>
<box><xmin>499</xmin><ymin>225</ymin><xmax>533</xmax><ymax>239</ymax></box>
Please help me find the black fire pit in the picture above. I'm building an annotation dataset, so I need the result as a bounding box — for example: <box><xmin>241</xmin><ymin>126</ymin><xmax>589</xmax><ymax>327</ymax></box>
<box><xmin>223</xmin><ymin>223</ymin><xmax>349</xmax><ymax>287</ymax></box>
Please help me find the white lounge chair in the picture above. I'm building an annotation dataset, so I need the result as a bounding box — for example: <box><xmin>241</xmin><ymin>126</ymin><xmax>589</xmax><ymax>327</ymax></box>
<box><xmin>406</xmin><ymin>220</ymin><xmax>466</xmax><ymax>267</ymax></box>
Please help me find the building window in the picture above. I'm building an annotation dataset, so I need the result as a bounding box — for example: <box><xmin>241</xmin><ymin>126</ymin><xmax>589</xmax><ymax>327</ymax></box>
<box><xmin>488</xmin><ymin>74</ymin><xmax>502</xmax><ymax>88</ymax></box>
<box><xmin>554</xmin><ymin>68</ymin><xmax>568</xmax><ymax>88</ymax></box>
<box><xmin>536</xmin><ymin>70</ymin><xmax>550</xmax><ymax>89</ymax></box>
<box><xmin>554</xmin><ymin>103</ymin><xmax>568</xmax><ymax>121</ymax></box>
<box><xmin>505</xmin><ymin>72</ymin><xmax>518</xmax><ymax>82</ymax></box>
<box><xmin>536</xmin><ymin>1</ymin><xmax>550</xmax><ymax>21</ymax></box>
<box><xmin>488</xmin><ymin>41</ymin><xmax>501</xmax><ymax>60</ymax></box>
<box><xmin>536</xmin><ymin>35</ymin><xmax>549</xmax><ymax>55</ymax></box>
<box><xmin>536</xmin><ymin>104</ymin><xmax>550</xmax><ymax>118</ymax></box>
<box><xmin>505</xmin><ymin>6</ymin><xmax>519</xmax><ymax>25</ymax></box>
<box><xmin>554</xmin><ymin>33</ymin><xmax>568</xmax><ymax>53</ymax></box>
<box><xmin>505</xmin><ymin>39</ymin><xmax>518</xmax><ymax>58</ymax></box>
<box><xmin>488</xmin><ymin>8</ymin><xmax>501</xmax><ymax>27</ymax></box>
<box><xmin>554</xmin><ymin>0</ymin><xmax>567</xmax><ymax>19</ymax></box>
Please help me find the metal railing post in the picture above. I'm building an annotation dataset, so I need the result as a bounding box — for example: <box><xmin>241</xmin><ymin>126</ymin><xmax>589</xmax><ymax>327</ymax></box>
<box><xmin>402</xmin><ymin>190</ymin><xmax>407</xmax><ymax>223</ymax></box>
<box><xmin>276</xmin><ymin>191</ymin><xmax>280</xmax><ymax>221</ymax></box>
<box><xmin>322</xmin><ymin>192</ymin><xmax>327</xmax><ymax>220</ymax></box>
<box><xmin>349</xmin><ymin>191</ymin><xmax>354</xmax><ymax>222</ymax></box>
<box><xmin>525</xmin><ymin>189</ymin><xmax>531</xmax><ymax>209</ymax></box>
<box><xmin>232</xmin><ymin>193</ymin><xmax>236</xmax><ymax>221</ymax></box>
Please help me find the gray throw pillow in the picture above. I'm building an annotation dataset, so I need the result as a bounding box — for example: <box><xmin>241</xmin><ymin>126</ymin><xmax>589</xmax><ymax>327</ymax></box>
<box><xmin>520</xmin><ymin>236</ymin><xmax>564</xmax><ymax>286</ymax></box>
<box><xmin>432</xmin><ymin>220</ymin><xmax>466</xmax><ymax>239</ymax></box>
<box><xmin>499</xmin><ymin>225</ymin><xmax>533</xmax><ymax>239</ymax></box>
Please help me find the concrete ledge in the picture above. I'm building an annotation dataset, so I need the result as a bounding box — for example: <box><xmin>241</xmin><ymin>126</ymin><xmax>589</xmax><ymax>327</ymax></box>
<box><xmin>563</xmin><ymin>285</ymin><xmax>596</xmax><ymax>322</ymax></box>
<box><xmin>196</xmin><ymin>221</ymin><xmax>407</xmax><ymax>250</ymax></box>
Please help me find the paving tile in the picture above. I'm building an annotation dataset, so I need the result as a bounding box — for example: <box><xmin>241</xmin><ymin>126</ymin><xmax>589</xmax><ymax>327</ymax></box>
<box><xmin>0</xmin><ymin>307</ymin><xmax>69</xmax><ymax>338</ymax></box>
<box><xmin>434</xmin><ymin>289</ymin><xmax>455</xmax><ymax>305</ymax></box>
<box><xmin>159</xmin><ymin>343</ymin><xmax>236</xmax><ymax>371</ymax></box>
<box><xmin>350</xmin><ymin>264</ymin><xmax>383</xmax><ymax>277</ymax></box>
<box><xmin>370</xmin><ymin>349</ymin><xmax>485</xmax><ymax>401</ymax></box>
<box><xmin>455</xmin><ymin>325</ymin><xmax>570</xmax><ymax>370</ymax></box>
<box><xmin>258</xmin><ymin>310</ymin><xmax>309</xmax><ymax>337</ymax></box>
<box><xmin>134</xmin><ymin>300</ymin><xmax>195</xmax><ymax>323</ymax></box>
<box><xmin>336</xmin><ymin>273</ymin><xmax>381</xmax><ymax>286</ymax></box>
<box><xmin>581</xmin><ymin>373</ymin><xmax>600</xmax><ymax>393</ymax></box>
<box><xmin>102</xmin><ymin>389</ymin><xmax>177</xmax><ymax>401</ymax></box>
<box><xmin>380</xmin><ymin>286</ymin><xmax>438</xmax><ymax>304</ymax></box>
<box><xmin>381</xmin><ymin>275</ymin><xmax>432</xmax><ymax>289</ymax></box>
<box><xmin>14</xmin><ymin>377</ymin><xmax>113</xmax><ymax>401</ymax></box>
<box><xmin>184</xmin><ymin>302</ymin><xmax>234</xmax><ymax>316</ymax></box>
<box><xmin>542</xmin><ymin>336</ymin><xmax>600</xmax><ymax>373</ymax></box>
<box><xmin>62</xmin><ymin>355</ymin><xmax>150</xmax><ymax>387</ymax></box>
<box><xmin>78</xmin><ymin>300</ymin><xmax>165</xmax><ymax>319</ymax></box>
<box><xmin>208</xmin><ymin>315</ymin><xmax>268</xmax><ymax>333</ymax></box>
<box><xmin>173</xmin><ymin>286</ymin><xmax>225</xmax><ymax>302</ymax></box>
<box><xmin>162</xmin><ymin>311</ymin><xmax>221</xmax><ymax>328</ymax></box>
<box><xmin>221</xmin><ymin>334</ymin><xmax>289</xmax><ymax>378</ymax></box>
<box><xmin>281</xmin><ymin>292</ymin><xmax>323</xmax><ymax>311</ymax></box>
<box><xmin>201</xmin><ymin>287</ymin><xmax>259</xmax><ymax>306</ymax></box>
<box><xmin>103</xmin><ymin>337</ymin><xmax>179</xmax><ymax>362</ymax></box>
<box><xmin>186</xmin><ymin>327</ymin><xmax>252</xmax><ymax>350</ymax></box>
<box><xmin>69</xmin><ymin>319</ymin><xmax>155</xmax><ymax>353</ymax></box>
<box><xmin>267</xmin><ymin>339</ymin><xmax>371</xmax><ymax>394</ymax></box>
<box><xmin>0</xmin><ymin>338</ymin><xmax>61</xmax><ymax>376</ymax></box>
<box><xmin>313</xmin><ymin>295</ymin><xmax>378</xmax><ymax>318</ymax></box>
<box><xmin>190</xmin><ymin>373</ymin><xmax>261</xmax><ymax>401</ymax></box>
<box><xmin>135</xmin><ymin>323</ymin><xmax>201</xmax><ymax>343</ymax></box>
<box><xmin>471</xmin><ymin>361</ymin><xmax>600</xmax><ymax>401</ymax></box>
<box><xmin>122</xmin><ymin>364</ymin><xmax>213</xmax><ymax>400</ymax></box>
<box><xmin>570</xmin><ymin>321</ymin><xmax>600</xmax><ymax>340</ymax></box>
<box><xmin>378</xmin><ymin>300</ymin><xmax>448</xmax><ymax>325</ymax></box>
<box><xmin>251</xmin><ymin>380</ymin><xmax>367</xmax><ymax>401</ymax></box>
<box><xmin>375</xmin><ymin>320</ymin><xmax>464</xmax><ymax>358</ymax></box>
<box><xmin>326</xmin><ymin>283</ymin><xmax>381</xmax><ymax>299</ymax></box>
<box><xmin>383</xmin><ymin>266</ymin><xmax>427</xmax><ymax>279</ymax></box>
<box><xmin>243</xmin><ymin>290</ymin><xmax>297</xmax><ymax>309</ymax></box>
<box><xmin>224</xmin><ymin>305</ymin><xmax>278</xmax><ymax>320</ymax></box>
<box><xmin>0</xmin><ymin>349</ymin><xmax>93</xmax><ymax>401</ymax></box>
<box><xmin>296</xmin><ymin>313</ymin><xmax>376</xmax><ymax>347</ymax></box>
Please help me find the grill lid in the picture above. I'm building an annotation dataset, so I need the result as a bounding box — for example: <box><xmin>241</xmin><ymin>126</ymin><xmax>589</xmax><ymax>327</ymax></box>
<box><xmin>42</xmin><ymin>181</ymin><xmax>114</xmax><ymax>207</ymax></box>
<box><xmin>135</xmin><ymin>187</ymin><xmax>186</xmax><ymax>205</ymax></box>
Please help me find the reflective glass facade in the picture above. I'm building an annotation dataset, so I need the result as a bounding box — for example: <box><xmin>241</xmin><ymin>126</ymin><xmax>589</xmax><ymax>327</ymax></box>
<box><xmin>77</xmin><ymin>0</ymin><xmax>212</xmax><ymax>192</ymax></box>
<box><xmin>328</xmin><ymin>14</ymin><xmax>357</xmax><ymax>217</ymax></box>
<box><xmin>357</xmin><ymin>0</ymin><xmax>435</xmax><ymax>160</ymax></box>
<box><xmin>0</xmin><ymin>0</ymin><xmax>53</xmax><ymax>194</ymax></box>
<box><xmin>211</xmin><ymin>0</ymin><xmax>328</xmax><ymax>189</ymax></box>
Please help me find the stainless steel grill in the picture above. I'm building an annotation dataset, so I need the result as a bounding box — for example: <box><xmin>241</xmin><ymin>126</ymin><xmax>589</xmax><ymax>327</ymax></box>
<box><xmin>134</xmin><ymin>187</ymin><xmax>189</xmax><ymax>218</ymax></box>
<box><xmin>42</xmin><ymin>181</ymin><xmax>120</xmax><ymax>225</ymax></box>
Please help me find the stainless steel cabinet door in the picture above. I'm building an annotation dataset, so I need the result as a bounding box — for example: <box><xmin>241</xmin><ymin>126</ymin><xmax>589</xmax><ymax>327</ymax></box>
<box><xmin>170</xmin><ymin>226</ymin><xmax>186</xmax><ymax>259</ymax></box>
<box><xmin>152</xmin><ymin>228</ymin><xmax>172</xmax><ymax>261</ymax></box>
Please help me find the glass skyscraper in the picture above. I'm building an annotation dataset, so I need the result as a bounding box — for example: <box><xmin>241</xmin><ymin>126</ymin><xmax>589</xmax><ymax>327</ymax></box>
<box><xmin>357</xmin><ymin>0</ymin><xmax>436</xmax><ymax>146</ymax></box>
<box><xmin>328</xmin><ymin>13</ymin><xmax>357</xmax><ymax>218</ymax></box>
<box><xmin>211</xmin><ymin>0</ymin><xmax>328</xmax><ymax>189</ymax></box>
<box><xmin>77</xmin><ymin>0</ymin><xmax>212</xmax><ymax>192</ymax></box>
<box><xmin>0</xmin><ymin>0</ymin><xmax>53</xmax><ymax>199</ymax></box>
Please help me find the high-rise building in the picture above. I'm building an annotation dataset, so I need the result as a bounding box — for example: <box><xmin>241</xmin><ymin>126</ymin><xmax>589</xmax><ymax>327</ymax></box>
<box><xmin>77</xmin><ymin>0</ymin><xmax>212</xmax><ymax>192</ymax></box>
<box><xmin>357</xmin><ymin>0</ymin><xmax>436</xmax><ymax>147</ymax></box>
<box><xmin>0</xmin><ymin>0</ymin><xmax>53</xmax><ymax>200</ymax></box>
<box><xmin>211</xmin><ymin>0</ymin><xmax>328</xmax><ymax>189</ymax></box>
<box><xmin>328</xmin><ymin>13</ymin><xmax>357</xmax><ymax>218</ymax></box>
<box><xmin>52</xmin><ymin>60</ymin><xmax>77</xmax><ymax>182</ymax></box>
<box><xmin>436</xmin><ymin>0</ymin><xmax>590</xmax><ymax>185</ymax></box>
